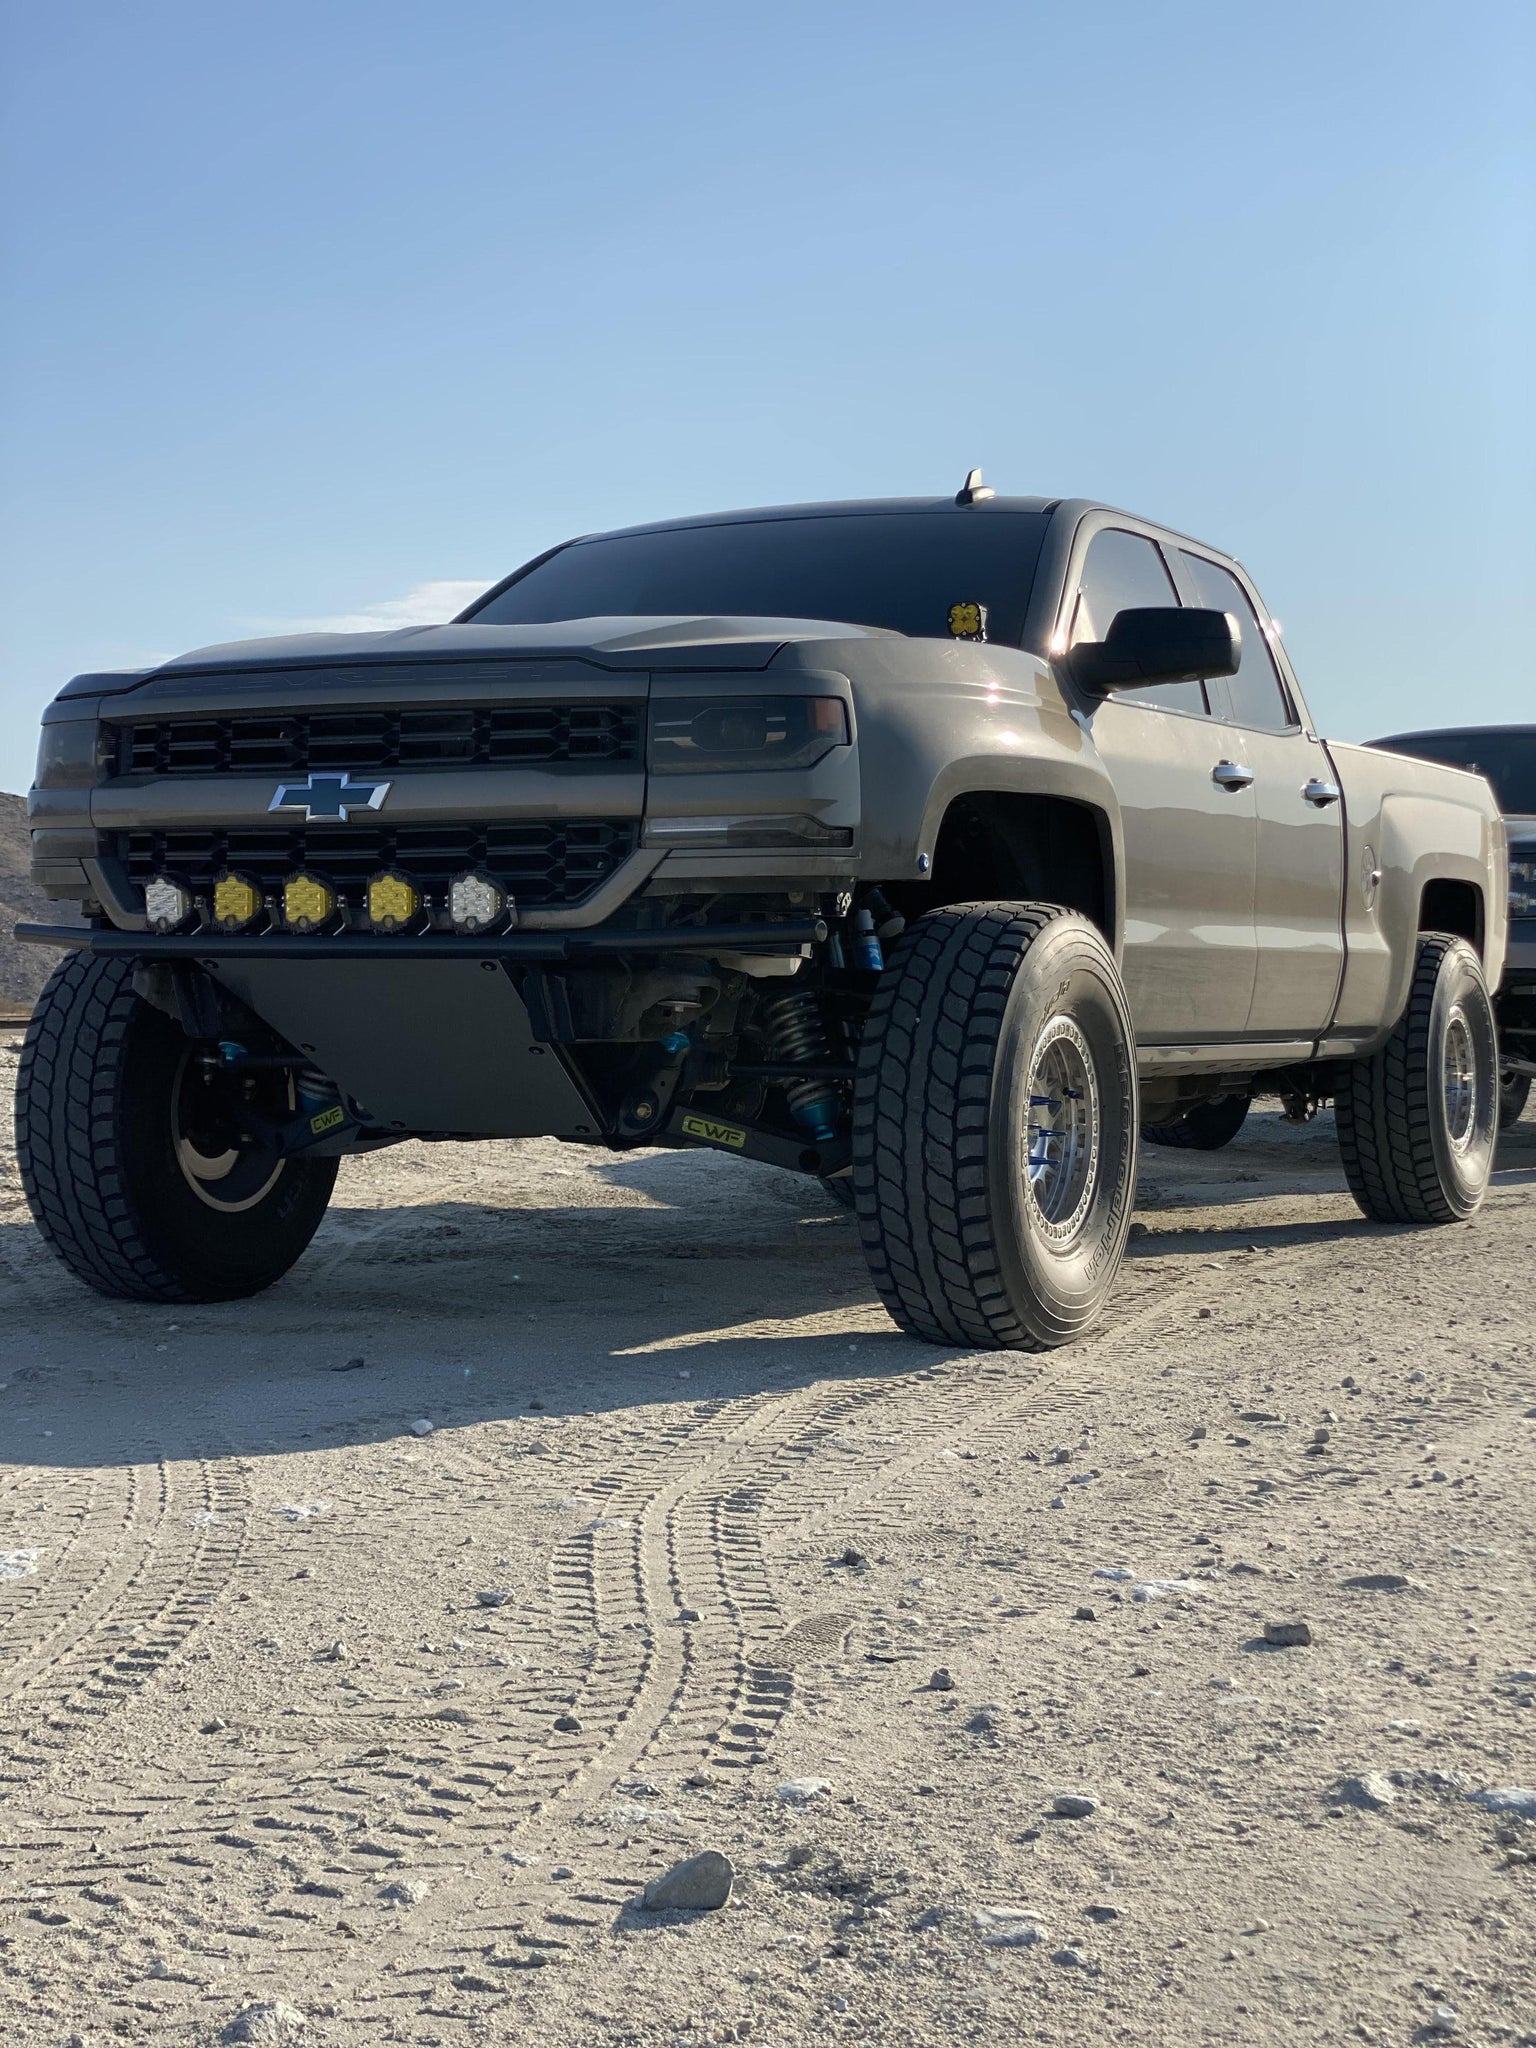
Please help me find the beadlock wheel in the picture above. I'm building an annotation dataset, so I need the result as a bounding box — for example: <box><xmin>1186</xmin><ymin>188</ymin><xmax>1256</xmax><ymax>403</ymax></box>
<box><xmin>171</xmin><ymin>1052</ymin><xmax>290</xmax><ymax>1213</ymax></box>
<box><xmin>17</xmin><ymin>951</ymin><xmax>337</xmax><ymax>1303</ymax></box>
<box><xmin>1024</xmin><ymin>1015</ymin><xmax>1101</xmax><ymax>1245</ymax></box>
<box><xmin>1335</xmin><ymin>933</ymin><xmax>1497</xmax><ymax>1226</ymax></box>
<box><xmin>852</xmin><ymin>902</ymin><xmax>1138</xmax><ymax>1351</ymax></box>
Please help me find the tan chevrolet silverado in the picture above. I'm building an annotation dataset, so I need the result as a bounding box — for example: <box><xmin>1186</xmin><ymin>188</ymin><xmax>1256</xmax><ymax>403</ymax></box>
<box><xmin>16</xmin><ymin>482</ymin><xmax>1510</xmax><ymax>1348</ymax></box>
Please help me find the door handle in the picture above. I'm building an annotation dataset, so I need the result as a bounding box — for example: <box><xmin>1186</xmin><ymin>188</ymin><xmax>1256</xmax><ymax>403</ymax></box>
<box><xmin>1302</xmin><ymin>778</ymin><xmax>1342</xmax><ymax>808</ymax></box>
<box><xmin>1211</xmin><ymin>760</ymin><xmax>1255</xmax><ymax>792</ymax></box>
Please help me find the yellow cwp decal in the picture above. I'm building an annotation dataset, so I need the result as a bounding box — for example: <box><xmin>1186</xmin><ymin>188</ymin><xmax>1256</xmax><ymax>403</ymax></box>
<box><xmin>679</xmin><ymin>1114</ymin><xmax>746</xmax><ymax>1150</ymax></box>
<box><xmin>947</xmin><ymin>600</ymin><xmax>988</xmax><ymax>641</ymax></box>
<box><xmin>309</xmin><ymin>1104</ymin><xmax>346</xmax><ymax>1136</ymax></box>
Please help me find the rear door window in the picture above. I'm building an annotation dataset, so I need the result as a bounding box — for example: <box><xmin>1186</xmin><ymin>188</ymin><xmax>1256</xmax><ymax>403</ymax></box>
<box><xmin>1070</xmin><ymin>528</ymin><xmax>1207</xmax><ymax>715</ymax></box>
<box><xmin>1176</xmin><ymin>551</ymin><xmax>1295</xmax><ymax>731</ymax></box>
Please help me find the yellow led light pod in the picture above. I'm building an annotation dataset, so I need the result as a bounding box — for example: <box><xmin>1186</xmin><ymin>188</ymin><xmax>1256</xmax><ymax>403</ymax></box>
<box><xmin>366</xmin><ymin>870</ymin><xmax>421</xmax><ymax>933</ymax></box>
<box><xmin>211</xmin><ymin>871</ymin><xmax>263</xmax><ymax>933</ymax></box>
<box><xmin>282</xmin><ymin>870</ymin><xmax>338</xmax><ymax>934</ymax></box>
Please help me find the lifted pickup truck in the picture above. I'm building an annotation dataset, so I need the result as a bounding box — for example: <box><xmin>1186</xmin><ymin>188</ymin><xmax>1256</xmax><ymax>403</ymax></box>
<box><xmin>18</xmin><ymin>481</ymin><xmax>1509</xmax><ymax>1348</ymax></box>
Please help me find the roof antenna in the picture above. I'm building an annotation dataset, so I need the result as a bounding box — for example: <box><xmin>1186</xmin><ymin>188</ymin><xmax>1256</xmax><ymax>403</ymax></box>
<box><xmin>955</xmin><ymin>466</ymin><xmax>995</xmax><ymax>506</ymax></box>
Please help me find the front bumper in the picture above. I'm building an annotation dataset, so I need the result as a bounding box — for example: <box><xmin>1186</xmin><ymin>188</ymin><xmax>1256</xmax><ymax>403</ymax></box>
<box><xmin>15</xmin><ymin>917</ymin><xmax>826</xmax><ymax>963</ymax></box>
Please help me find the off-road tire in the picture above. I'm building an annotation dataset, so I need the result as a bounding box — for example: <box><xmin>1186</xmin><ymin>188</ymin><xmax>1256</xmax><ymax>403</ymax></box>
<box><xmin>16</xmin><ymin>950</ymin><xmax>337</xmax><ymax>1302</ymax></box>
<box><xmin>1499</xmin><ymin>1069</ymin><xmax>1531</xmax><ymax>1130</ymax></box>
<box><xmin>852</xmin><ymin>903</ymin><xmax>1138</xmax><ymax>1350</ymax></box>
<box><xmin>1144</xmin><ymin>1093</ymin><xmax>1252</xmax><ymax>1151</ymax></box>
<box><xmin>1334</xmin><ymin>933</ymin><xmax>1498</xmax><ymax>1225</ymax></box>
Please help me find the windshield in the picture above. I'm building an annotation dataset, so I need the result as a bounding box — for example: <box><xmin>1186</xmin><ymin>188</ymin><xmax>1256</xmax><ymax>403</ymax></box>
<box><xmin>1375</xmin><ymin>728</ymin><xmax>1536</xmax><ymax>816</ymax></box>
<box><xmin>465</xmin><ymin>510</ymin><xmax>1051</xmax><ymax>646</ymax></box>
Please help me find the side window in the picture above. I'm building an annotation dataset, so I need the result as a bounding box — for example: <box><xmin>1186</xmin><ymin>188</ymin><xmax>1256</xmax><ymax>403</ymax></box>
<box><xmin>1070</xmin><ymin>528</ymin><xmax>1206</xmax><ymax>715</ymax></box>
<box><xmin>1176</xmin><ymin>551</ymin><xmax>1294</xmax><ymax>731</ymax></box>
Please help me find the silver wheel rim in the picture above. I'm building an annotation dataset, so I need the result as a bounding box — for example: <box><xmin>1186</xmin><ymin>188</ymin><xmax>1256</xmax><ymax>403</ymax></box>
<box><xmin>172</xmin><ymin>1055</ymin><xmax>287</xmax><ymax>1213</ymax></box>
<box><xmin>1442</xmin><ymin>1006</ymin><xmax>1478</xmax><ymax>1152</ymax></box>
<box><xmin>1024</xmin><ymin>1014</ymin><xmax>1100</xmax><ymax>1246</ymax></box>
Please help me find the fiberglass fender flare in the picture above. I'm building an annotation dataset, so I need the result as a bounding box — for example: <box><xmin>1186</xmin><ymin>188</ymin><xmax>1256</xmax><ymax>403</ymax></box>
<box><xmin>767</xmin><ymin>634</ymin><xmax>1127</xmax><ymax>933</ymax></box>
<box><xmin>907</xmin><ymin>741</ymin><xmax>1127</xmax><ymax>960</ymax></box>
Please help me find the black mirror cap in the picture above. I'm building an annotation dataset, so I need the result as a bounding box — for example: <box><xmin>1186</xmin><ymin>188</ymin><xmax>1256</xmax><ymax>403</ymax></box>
<box><xmin>1066</xmin><ymin>607</ymin><xmax>1240</xmax><ymax>694</ymax></box>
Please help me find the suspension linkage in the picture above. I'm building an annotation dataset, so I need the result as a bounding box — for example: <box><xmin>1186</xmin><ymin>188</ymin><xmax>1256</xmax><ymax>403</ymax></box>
<box><xmin>728</xmin><ymin>1061</ymin><xmax>857</xmax><ymax>1080</ymax></box>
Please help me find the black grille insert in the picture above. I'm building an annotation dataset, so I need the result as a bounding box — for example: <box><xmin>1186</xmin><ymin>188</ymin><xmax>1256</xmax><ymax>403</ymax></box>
<box><xmin>117</xmin><ymin>702</ymin><xmax>642</xmax><ymax>775</ymax></box>
<box><xmin>112</xmin><ymin>821</ymin><xmax>638</xmax><ymax>914</ymax></box>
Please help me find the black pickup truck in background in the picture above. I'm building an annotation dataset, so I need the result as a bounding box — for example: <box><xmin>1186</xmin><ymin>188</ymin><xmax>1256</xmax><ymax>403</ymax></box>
<box><xmin>1371</xmin><ymin>724</ymin><xmax>1536</xmax><ymax>1127</ymax></box>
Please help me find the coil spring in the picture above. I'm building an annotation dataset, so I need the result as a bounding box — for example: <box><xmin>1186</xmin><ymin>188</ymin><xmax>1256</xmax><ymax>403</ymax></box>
<box><xmin>759</xmin><ymin>986</ymin><xmax>839</xmax><ymax>1140</ymax></box>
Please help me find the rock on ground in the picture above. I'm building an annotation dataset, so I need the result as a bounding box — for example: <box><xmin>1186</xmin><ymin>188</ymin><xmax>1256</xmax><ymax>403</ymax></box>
<box><xmin>641</xmin><ymin>1849</ymin><xmax>734</xmax><ymax>1911</ymax></box>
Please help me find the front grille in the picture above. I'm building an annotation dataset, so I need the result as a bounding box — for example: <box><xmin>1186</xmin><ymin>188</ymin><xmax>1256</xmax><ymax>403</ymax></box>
<box><xmin>116</xmin><ymin>702</ymin><xmax>642</xmax><ymax>775</ymax></box>
<box><xmin>110</xmin><ymin>820</ymin><xmax>638</xmax><ymax>914</ymax></box>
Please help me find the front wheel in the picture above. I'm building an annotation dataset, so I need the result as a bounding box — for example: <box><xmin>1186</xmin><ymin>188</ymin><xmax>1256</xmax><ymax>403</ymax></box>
<box><xmin>1334</xmin><ymin>933</ymin><xmax>1498</xmax><ymax>1224</ymax></box>
<box><xmin>16</xmin><ymin>951</ymin><xmax>337</xmax><ymax>1302</ymax></box>
<box><xmin>852</xmin><ymin>903</ymin><xmax>1138</xmax><ymax>1350</ymax></box>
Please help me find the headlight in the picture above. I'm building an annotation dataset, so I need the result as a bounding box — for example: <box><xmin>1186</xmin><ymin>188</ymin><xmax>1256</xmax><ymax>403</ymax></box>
<box><xmin>35</xmin><ymin>718</ymin><xmax>109</xmax><ymax>789</ymax></box>
<box><xmin>1511</xmin><ymin>857</ymin><xmax>1536</xmax><ymax>919</ymax></box>
<box><xmin>648</xmin><ymin>696</ymin><xmax>850</xmax><ymax>775</ymax></box>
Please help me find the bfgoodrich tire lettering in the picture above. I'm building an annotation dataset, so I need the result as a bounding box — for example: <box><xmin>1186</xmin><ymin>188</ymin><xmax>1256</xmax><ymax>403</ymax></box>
<box><xmin>853</xmin><ymin>903</ymin><xmax>1138</xmax><ymax>1350</ymax></box>
<box><xmin>16</xmin><ymin>951</ymin><xmax>337</xmax><ymax>1303</ymax></box>
<box><xmin>1335</xmin><ymin>933</ymin><xmax>1498</xmax><ymax>1225</ymax></box>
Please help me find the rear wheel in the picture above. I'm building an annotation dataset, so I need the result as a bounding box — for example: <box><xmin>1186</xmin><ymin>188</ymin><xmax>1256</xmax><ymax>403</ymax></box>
<box><xmin>1334</xmin><ymin>934</ymin><xmax>1498</xmax><ymax>1224</ymax></box>
<box><xmin>853</xmin><ymin>903</ymin><xmax>1138</xmax><ymax>1350</ymax></box>
<box><xmin>1499</xmin><ymin>1069</ymin><xmax>1531</xmax><ymax>1130</ymax></box>
<box><xmin>16</xmin><ymin>951</ymin><xmax>337</xmax><ymax>1302</ymax></box>
<box><xmin>1144</xmin><ymin>1093</ymin><xmax>1251</xmax><ymax>1151</ymax></box>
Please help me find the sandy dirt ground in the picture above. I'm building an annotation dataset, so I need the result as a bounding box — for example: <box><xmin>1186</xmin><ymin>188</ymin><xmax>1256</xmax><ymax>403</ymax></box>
<box><xmin>1</xmin><ymin>1025</ymin><xmax>1533</xmax><ymax>2048</ymax></box>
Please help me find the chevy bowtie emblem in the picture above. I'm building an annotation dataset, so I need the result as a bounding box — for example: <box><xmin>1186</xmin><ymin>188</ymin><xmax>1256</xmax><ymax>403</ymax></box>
<box><xmin>268</xmin><ymin>772</ymin><xmax>392</xmax><ymax>822</ymax></box>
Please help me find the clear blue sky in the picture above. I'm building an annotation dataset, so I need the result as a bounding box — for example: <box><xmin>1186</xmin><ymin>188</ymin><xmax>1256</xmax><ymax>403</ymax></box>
<box><xmin>2</xmin><ymin>0</ymin><xmax>1532</xmax><ymax>793</ymax></box>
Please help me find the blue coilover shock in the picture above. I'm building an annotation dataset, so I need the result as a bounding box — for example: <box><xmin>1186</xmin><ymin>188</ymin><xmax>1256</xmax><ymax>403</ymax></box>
<box><xmin>760</xmin><ymin>986</ymin><xmax>840</xmax><ymax>1143</ymax></box>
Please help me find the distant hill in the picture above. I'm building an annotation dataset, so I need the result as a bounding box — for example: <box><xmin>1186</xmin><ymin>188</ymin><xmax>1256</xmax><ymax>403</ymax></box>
<box><xmin>0</xmin><ymin>791</ymin><xmax>80</xmax><ymax>1009</ymax></box>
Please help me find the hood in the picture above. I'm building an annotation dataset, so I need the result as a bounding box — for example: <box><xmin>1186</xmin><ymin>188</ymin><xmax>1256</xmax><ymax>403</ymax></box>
<box><xmin>57</xmin><ymin>614</ymin><xmax>894</xmax><ymax>699</ymax></box>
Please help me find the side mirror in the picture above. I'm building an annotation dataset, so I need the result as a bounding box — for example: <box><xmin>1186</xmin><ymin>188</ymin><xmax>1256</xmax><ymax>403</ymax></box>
<box><xmin>1066</xmin><ymin>606</ymin><xmax>1239</xmax><ymax>695</ymax></box>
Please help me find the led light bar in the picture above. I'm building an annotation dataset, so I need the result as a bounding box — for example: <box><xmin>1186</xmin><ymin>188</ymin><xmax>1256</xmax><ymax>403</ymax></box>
<box><xmin>447</xmin><ymin>869</ymin><xmax>507</xmax><ymax>934</ymax></box>
<box><xmin>144</xmin><ymin>874</ymin><xmax>194</xmax><ymax>933</ymax></box>
<box><xmin>366</xmin><ymin>870</ymin><xmax>422</xmax><ymax>934</ymax></box>
<box><xmin>281</xmin><ymin>871</ymin><xmax>338</xmax><ymax>934</ymax></box>
<box><xmin>210</xmin><ymin>871</ymin><xmax>263</xmax><ymax>933</ymax></box>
